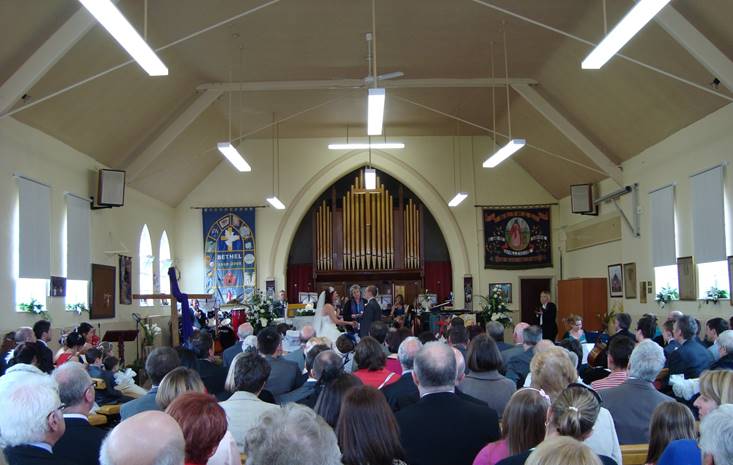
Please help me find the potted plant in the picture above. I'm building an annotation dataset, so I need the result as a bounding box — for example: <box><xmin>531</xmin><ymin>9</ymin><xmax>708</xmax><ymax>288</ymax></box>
<box><xmin>475</xmin><ymin>286</ymin><xmax>512</xmax><ymax>328</ymax></box>
<box><xmin>18</xmin><ymin>298</ymin><xmax>50</xmax><ymax>320</ymax></box>
<box><xmin>655</xmin><ymin>287</ymin><xmax>679</xmax><ymax>308</ymax></box>
<box><xmin>704</xmin><ymin>286</ymin><xmax>729</xmax><ymax>304</ymax></box>
<box><xmin>66</xmin><ymin>302</ymin><xmax>89</xmax><ymax>315</ymax></box>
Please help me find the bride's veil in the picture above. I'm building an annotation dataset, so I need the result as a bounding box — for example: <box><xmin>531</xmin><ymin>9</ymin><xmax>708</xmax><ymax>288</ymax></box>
<box><xmin>315</xmin><ymin>291</ymin><xmax>326</xmax><ymax>313</ymax></box>
<box><xmin>313</xmin><ymin>290</ymin><xmax>327</xmax><ymax>335</ymax></box>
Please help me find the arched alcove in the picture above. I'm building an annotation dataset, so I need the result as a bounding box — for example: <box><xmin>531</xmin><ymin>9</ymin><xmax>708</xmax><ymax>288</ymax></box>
<box><xmin>268</xmin><ymin>149</ymin><xmax>470</xmax><ymax>308</ymax></box>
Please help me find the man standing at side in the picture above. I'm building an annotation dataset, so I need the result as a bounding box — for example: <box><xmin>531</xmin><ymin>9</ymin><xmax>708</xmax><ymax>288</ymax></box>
<box><xmin>535</xmin><ymin>291</ymin><xmax>557</xmax><ymax>342</ymax></box>
<box><xmin>120</xmin><ymin>347</ymin><xmax>180</xmax><ymax>420</ymax></box>
<box><xmin>53</xmin><ymin>362</ymin><xmax>107</xmax><ymax>465</ymax></box>
<box><xmin>396</xmin><ymin>342</ymin><xmax>500</xmax><ymax>465</ymax></box>
<box><xmin>32</xmin><ymin>320</ymin><xmax>55</xmax><ymax>374</ymax></box>
<box><xmin>359</xmin><ymin>285</ymin><xmax>382</xmax><ymax>339</ymax></box>
<box><xmin>223</xmin><ymin>323</ymin><xmax>253</xmax><ymax>368</ymax></box>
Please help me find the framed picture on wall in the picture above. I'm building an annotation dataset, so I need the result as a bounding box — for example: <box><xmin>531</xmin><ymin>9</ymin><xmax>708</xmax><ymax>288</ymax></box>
<box><xmin>728</xmin><ymin>256</ymin><xmax>733</xmax><ymax>306</ymax></box>
<box><xmin>608</xmin><ymin>264</ymin><xmax>623</xmax><ymax>298</ymax></box>
<box><xmin>50</xmin><ymin>276</ymin><xmax>66</xmax><ymax>297</ymax></box>
<box><xmin>91</xmin><ymin>264</ymin><xmax>116</xmax><ymax>319</ymax></box>
<box><xmin>639</xmin><ymin>281</ymin><xmax>647</xmax><ymax>304</ymax></box>
<box><xmin>265</xmin><ymin>279</ymin><xmax>276</xmax><ymax>300</ymax></box>
<box><xmin>463</xmin><ymin>276</ymin><xmax>473</xmax><ymax>307</ymax></box>
<box><xmin>623</xmin><ymin>263</ymin><xmax>637</xmax><ymax>299</ymax></box>
<box><xmin>488</xmin><ymin>283</ymin><xmax>512</xmax><ymax>303</ymax></box>
<box><xmin>677</xmin><ymin>256</ymin><xmax>696</xmax><ymax>301</ymax></box>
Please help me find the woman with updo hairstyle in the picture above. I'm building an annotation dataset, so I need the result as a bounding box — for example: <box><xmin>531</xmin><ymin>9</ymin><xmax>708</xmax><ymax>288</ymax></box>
<box><xmin>529</xmin><ymin>348</ymin><xmax>621</xmax><ymax>465</ymax></box>
<box><xmin>473</xmin><ymin>388</ymin><xmax>551</xmax><ymax>465</ymax></box>
<box><xmin>693</xmin><ymin>369</ymin><xmax>733</xmax><ymax>419</ymax></box>
<box><xmin>55</xmin><ymin>330</ymin><xmax>86</xmax><ymax>366</ymax></box>
<box><xmin>166</xmin><ymin>392</ymin><xmax>229</xmax><ymax>465</ymax></box>
<box><xmin>645</xmin><ymin>402</ymin><xmax>696</xmax><ymax>465</ymax></box>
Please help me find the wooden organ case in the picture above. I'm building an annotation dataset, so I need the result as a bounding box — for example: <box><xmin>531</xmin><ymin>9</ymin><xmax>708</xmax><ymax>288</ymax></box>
<box><xmin>313</xmin><ymin>170</ymin><xmax>424</xmax><ymax>301</ymax></box>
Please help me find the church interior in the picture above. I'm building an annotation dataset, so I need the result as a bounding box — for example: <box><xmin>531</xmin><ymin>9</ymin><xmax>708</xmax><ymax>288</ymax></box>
<box><xmin>2</xmin><ymin>0</ymin><xmax>733</xmax><ymax>464</ymax></box>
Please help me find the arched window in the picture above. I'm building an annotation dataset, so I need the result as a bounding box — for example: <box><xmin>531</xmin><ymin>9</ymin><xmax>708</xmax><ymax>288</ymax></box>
<box><xmin>139</xmin><ymin>225</ymin><xmax>154</xmax><ymax>306</ymax></box>
<box><xmin>159</xmin><ymin>231</ymin><xmax>172</xmax><ymax>302</ymax></box>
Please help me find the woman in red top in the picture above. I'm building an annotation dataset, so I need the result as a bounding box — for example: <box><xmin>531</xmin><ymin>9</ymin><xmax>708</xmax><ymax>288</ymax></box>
<box><xmin>353</xmin><ymin>336</ymin><xmax>399</xmax><ymax>389</ymax></box>
<box><xmin>56</xmin><ymin>330</ymin><xmax>85</xmax><ymax>366</ymax></box>
<box><xmin>166</xmin><ymin>392</ymin><xmax>228</xmax><ymax>465</ymax></box>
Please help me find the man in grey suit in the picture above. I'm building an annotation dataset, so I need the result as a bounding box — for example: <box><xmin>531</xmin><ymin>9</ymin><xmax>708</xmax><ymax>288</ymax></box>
<box><xmin>600</xmin><ymin>339</ymin><xmax>674</xmax><ymax>444</ymax></box>
<box><xmin>359</xmin><ymin>285</ymin><xmax>382</xmax><ymax>339</ymax></box>
<box><xmin>257</xmin><ymin>327</ymin><xmax>301</xmax><ymax>396</ymax></box>
<box><xmin>283</xmin><ymin>325</ymin><xmax>316</xmax><ymax>372</ymax></box>
<box><xmin>120</xmin><ymin>347</ymin><xmax>180</xmax><ymax>420</ymax></box>
<box><xmin>223</xmin><ymin>322</ymin><xmax>253</xmax><ymax>368</ymax></box>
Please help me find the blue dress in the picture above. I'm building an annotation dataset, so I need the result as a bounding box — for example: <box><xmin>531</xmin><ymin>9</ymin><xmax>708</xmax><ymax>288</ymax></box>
<box><xmin>657</xmin><ymin>439</ymin><xmax>701</xmax><ymax>465</ymax></box>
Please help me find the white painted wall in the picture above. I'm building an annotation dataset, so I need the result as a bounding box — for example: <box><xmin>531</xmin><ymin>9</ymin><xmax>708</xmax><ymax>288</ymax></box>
<box><xmin>0</xmin><ymin>117</ymin><xmax>175</xmax><ymax>352</ymax></box>
<box><xmin>558</xmin><ymin>102</ymin><xmax>733</xmax><ymax>323</ymax></box>
<box><xmin>174</xmin><ymin>135</ymin><xmax>558</xmax><ymax>313</ymax></box>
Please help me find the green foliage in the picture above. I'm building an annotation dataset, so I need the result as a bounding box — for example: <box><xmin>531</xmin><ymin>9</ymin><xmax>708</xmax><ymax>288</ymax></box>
<box><xmin>245</xmin><ymin>290</ymin><xmax>278</xmax><ymax>333</ymax></box>
<box><xmin>655</xmin><ymin>287</ymin><xmax>679</xmax><ymax>308</ymax></box>
<box><xmin>476</xmin><ymin>286</ymin><xmax>512</xmax><ymax>328</ymax></box>
<box><xmin>65</xmin><ymin>303</ymin><xmax>89</xmax><ymax>315</ymax></box>
<box><xmin>704</xmin><ymin>286</ymin><xmax>729</xmax><ymax>304</ymax></box>
<box><xmin>18</xmin><ymin>298</ymin><xmax>50</xmax><ymax>321</ymax></box>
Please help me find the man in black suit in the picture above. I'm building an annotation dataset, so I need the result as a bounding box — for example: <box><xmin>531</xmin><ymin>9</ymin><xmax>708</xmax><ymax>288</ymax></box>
<box><xmin>258</xmin><ymin>327</ymin><xmax>301</xmax><ymax>396</ymax></box>
<box><xmin>505</xmin><ymin>325</ymin><xmax>543</xmax><ymax>388</ymax></box>
<box><xmin>192</xmin><ymin>331</ymin><xmax>229</xmax><ymax>400</ymax></box>
<box><xmin>396</xmin><ymin>342</ymin><xmax>500</xmax><ymax>465</ymax></box>
<box><xmin>343</xmin><ymin>284</ymin><xmax>368</xmax><ymax>334</ymax></box>
<box><xmin>53</xmin><ymin>362</ymin><xmax>108</xmax><ymax>465</ymax></box>
<box><xmin>359</xmin><ymin>285</ymin><xmax>382</xmax><ymax>339</ymax></box>
<box><xmin>279</xmin><ymin>349</ymin><xmax>342</xmax><ymax>407</ymax></box>
<box><xmin>535</xmin><ymin>291</ymin><xmax>558</xmax><ymax>341</ymax></box>
<box><xmin>382</xmin><ymin>336</ymin><xmax>423</xmax><ymax>411</ymax></box>
<box><xmin>0</xmin><ymin>369</ymin><xmax>74</xmax><ymax>465</ymax></box>
<box><xmin>222</xmin><ymin>322</ymin><xmax>253</xmax><ymax>368</ymax></box>
<box><xmin>32</xmin><ymin>320</ymin><xmax>55</xmax><ymax>374</ymax></box>
<box><xmin>669</xmin><ymin>315</ymin><xmax>714</xmax><ymax>379</ymax></box>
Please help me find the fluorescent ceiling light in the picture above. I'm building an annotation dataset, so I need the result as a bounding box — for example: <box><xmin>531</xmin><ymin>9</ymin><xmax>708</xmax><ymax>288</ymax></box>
<box><xmin>367</xmin><ymin>88</ymin><xmax>385</xmax><ymax>136</ymax></box>
<box><xmin>266</xmin><ymin>196</ymin><xmax>286</xmax><ymax>210</ymax></box>
<box><xmin>483</xmin><ymin>139</ymin><xmax>526</xmax><ymax>168</ymax></box>
<box><xmin>328</xmin><ymin>143</ymin><xmax>404</xmax><ymax>150</ymax></box>
<box><xmin>364</xmin><ymin>168</ymin><xmax>377</xmax><ymax>190</ymax></box>
<box><xmin>448</xmin><ymin>193</ymin><xmax>468</xmax><ymax>207</ymax></box>
<box><xmin>79</xmin><ymin>0</ymin><xmax>168</xmax><ymax>76</ymax></box>
<box><xmin>581</xmin><ymin>0</ymin><xmax>671</xmax><ymax>69</ymax></box>
<box><xmin>217</xmin><ymin>142</ymin><xmax>251</xmax><ymax>172</ymax></box>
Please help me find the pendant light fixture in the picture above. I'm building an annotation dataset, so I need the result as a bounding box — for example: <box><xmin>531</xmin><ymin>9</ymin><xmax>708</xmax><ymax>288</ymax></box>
<box><xmin>364</xmin><ymin>141</ymin><xmax>377</xmax><ymax>190</ymax></box>
<box><xmin>448</xmin><ymin>122</ymin><xmax>468</xmax><ymax>207</ymax></box>
<box><xmin>217</xmin><ymin>45</ymin><xmax>251</xmax><ymax>172</ymax></box>
<box><xmin>582</xmin><ymin>0</ymin><xmax>671</xmax><ymax>69</ymax></box>
<box><xmin>266</xmin><ymin>118</ymin><xmax>286</xmax><ymax>210</ymax></box>
<box><xmin>79</xmin><ymin>0</ymin><xmax>168</xmax><ymax>76</ymax></box>
<box><xmin>484</xmin><ymin>29</ymin><xmax>525</xmax><ymax>168</ymax></box>
<box><xmin>367</xmin><ymin>1</ymin><xmax>385</xmax><ymax>136</ymax></box>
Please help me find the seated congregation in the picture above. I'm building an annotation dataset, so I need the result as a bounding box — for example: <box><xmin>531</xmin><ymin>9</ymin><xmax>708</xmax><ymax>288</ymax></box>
<box><xmin>1</xmin><ymin>310</ymin><xmax>733</xmax><ymax>465</ymax></box>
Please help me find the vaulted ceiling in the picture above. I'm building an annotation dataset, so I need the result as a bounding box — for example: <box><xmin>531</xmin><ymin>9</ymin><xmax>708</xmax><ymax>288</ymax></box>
<box><xmin>2</xmin><ymin>0</ymin><xmax>732</xmax><ymax>204</ymax></box>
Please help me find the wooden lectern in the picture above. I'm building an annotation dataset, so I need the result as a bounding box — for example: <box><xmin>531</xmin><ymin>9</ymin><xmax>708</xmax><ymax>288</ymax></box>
<box><xmin>102</xmin><ymin>330</ymin><xmax>139</xmax><ymax>366</ymax></box>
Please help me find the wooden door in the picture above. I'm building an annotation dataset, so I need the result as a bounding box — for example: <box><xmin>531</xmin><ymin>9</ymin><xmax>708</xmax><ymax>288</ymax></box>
<box><xmin>520</xmin><ymin>278</ymin><xmax>551</xmax><ymax>325</ymax></box>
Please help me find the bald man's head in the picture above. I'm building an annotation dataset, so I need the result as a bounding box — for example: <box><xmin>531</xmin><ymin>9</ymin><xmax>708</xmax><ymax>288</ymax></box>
<box><xmin>100</xmin><ymin>411</ymin><xmax>184</xmax><ymax>465</ymax></box>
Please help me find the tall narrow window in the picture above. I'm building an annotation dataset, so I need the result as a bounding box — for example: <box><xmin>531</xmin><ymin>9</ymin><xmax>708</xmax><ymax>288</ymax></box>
<box><xmin>649</xmin><ymin>184</ymin><xmax>678</xmax><ymax>296</ymax></box>
<box><xmin>16</xmin><ymin>176</ymin><xmax>51</xmax><ymax>310</ymax></box>
<box><xmin>66</xmin><ymin>193</ymin><xmax>91</xmax><ymax>309</ymax></box>
<box><xmin>691</xmin><ymin>165</ymin><xmax>728</xmax><ymax>299</ymax></box>
<box><xmin>159</xmin><ymin>231</ymin><xmax>172</xmax><ymax>303</ymax></box>
<box><xmin>139</xmin><ymin>225</ymin><xmax>154</xmax><ymax>306</ymax></box>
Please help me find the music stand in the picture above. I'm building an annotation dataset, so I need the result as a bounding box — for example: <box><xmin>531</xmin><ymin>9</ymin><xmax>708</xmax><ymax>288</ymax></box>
<box><xmin>103</xmin><ymin>330</ymin><xmax>139</xmax><ymax>366</ymax></box>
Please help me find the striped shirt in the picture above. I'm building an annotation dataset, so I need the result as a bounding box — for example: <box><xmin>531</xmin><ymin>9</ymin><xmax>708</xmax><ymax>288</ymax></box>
<box><xmin>591</xmin><ymin>370</ymin><xmax>628</xmax><ymax>391</ymax></box>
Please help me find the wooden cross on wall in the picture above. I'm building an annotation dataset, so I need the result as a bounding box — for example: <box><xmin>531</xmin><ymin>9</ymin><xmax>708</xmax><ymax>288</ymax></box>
<box><xmin>132</xmin><ymin>293</ymin><xmax>212</xmax><ymax>347</ymax></box>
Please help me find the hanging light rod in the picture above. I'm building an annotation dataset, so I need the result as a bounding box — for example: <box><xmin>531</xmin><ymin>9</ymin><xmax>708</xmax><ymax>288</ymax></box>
<box><xmin>328</xmin><ymin>142</ymin><xmax>404</xmax><ymax>150</ymax></box>
<box><xmin>216</xmin><ymin>142</ymin><xmax>251</xmax><ymax>172</ymax></box>
<box><xmin>483</xmin><ymin>139</ymin><xmax>526</xmax><ymax>168</ymax></box>
<box><xmin>78</xmin><ymin>0</ymin><xmax>168</xmax><ymax>76</ymax></box>
<box><xmin>266</xmin><ymin>196</ymin><xmax>286</xmax><ymax>210</ymax></box>
<box><xmin>364</xmin><ymin>168</ymin><xmax>377</xmax><ymax>190</ymax></box>
<box><xmin>367</xmin><ymin>88</ymin><xmax>385</xmax><ymax>136</ymax></box>
<box><xmin>448</xmin><ymin>193</ymin><xmax>468</xmax><ymax>207</ymax></box>
<box><xmin>582</xmin><ymin>0</ymin><xmax>671</xmax><ymax>69</ymax></box>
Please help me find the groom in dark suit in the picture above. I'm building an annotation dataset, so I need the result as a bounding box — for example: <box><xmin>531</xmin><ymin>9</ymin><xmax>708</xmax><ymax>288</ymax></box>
<box><xmin>359</xmin><ymin>285</ymin><xmax>382</xmax><ymax>339</ymax></box>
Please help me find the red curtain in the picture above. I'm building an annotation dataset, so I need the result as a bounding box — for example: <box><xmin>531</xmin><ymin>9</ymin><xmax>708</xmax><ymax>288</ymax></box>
<box><xmin>424</xmin><ymin>261</ymin><xmax>452</xmax><ymax>302</ymax></box>
<box><xmin>286</xmin><ymin>264</ymin><xmax>314</xmax><ymax>301</ymax></box>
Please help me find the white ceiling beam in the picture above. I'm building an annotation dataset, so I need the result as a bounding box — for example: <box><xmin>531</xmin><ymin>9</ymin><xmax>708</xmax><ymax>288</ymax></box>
<box><xmin>196</xmin><ymin>77</ymin><xmax>538</xmax><ymax>92</ymax></box>
<box><xmin>0</xmin><ymin>3</ymin><xmax>118</xmax><ymax>114</ymax></box>
<box><xmin>511</xmin><ymin>83</ymin><xmax>623</xmax><ymax>185</ymax></box>
<box><xmin>652</xmin><ymin>4</ymin><xmax>733</xmax><ymax>93</ymax></box>
<box><xmin>125</xmin><ymin>89</ymin><xmax>223</xmax><ymax>181</ymax></box>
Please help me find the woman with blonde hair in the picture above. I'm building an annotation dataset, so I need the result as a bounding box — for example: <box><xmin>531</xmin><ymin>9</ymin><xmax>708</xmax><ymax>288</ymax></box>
<box><xmin>645</xmin><ymin>402</ymin><xmax>696</xmax><ymax>465</ymax></box>
<box><xmin>529</xmin><ymin>348</ymin><xmax>621</xmax><ymax>465</ymax></box>
<box><xmin>562</xmin><ymin>315</ymin><xmax>586</xmax><ymax>343</ymax></box>
<box><xmin>156</xmin><ymin>367</ymin><xmax>239</xmax><ymax>465</ymax></box>
<box><xmin>524</xmin><ymin>437</ymin><xmax>601</xmax><ymax>465</ymax></box>
<box><xmin>693</xmin><ymin>369</ymin><xmax>733</xmax><ymax>419</ymax></box>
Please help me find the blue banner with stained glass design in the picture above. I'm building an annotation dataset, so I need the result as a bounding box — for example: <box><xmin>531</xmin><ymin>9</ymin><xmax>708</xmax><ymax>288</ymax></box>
<box><xmin>203</xmin><ymin>208</ymin><xmax>256</xmax><ymax>304</ymax></box>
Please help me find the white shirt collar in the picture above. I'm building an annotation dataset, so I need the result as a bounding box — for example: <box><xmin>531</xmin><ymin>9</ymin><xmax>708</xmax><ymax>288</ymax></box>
<box><xmin>419</xmin><ymin>388</ymin><xmax>454</xmax><ymax>398</ymax></box>
<box><xmin>63</xmin><ymin>413</ymin><xmax>90</xmax><ymax>421</ymax></box>
<box><xmin>27</xmin><ymin>442</ymin><xmax>52</xmax><ymax>453</ymax></box>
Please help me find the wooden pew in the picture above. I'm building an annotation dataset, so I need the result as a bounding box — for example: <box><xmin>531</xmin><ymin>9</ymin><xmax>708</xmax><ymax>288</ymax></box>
<box><xmin>621</xmin><ymin>443</ymin><xmax>648</xmax><ymax>465</ymax></box>
<box><xmin>91</xmin><ymin>377</ymin><xmax>122</xmax><ymax>416</ymax></box>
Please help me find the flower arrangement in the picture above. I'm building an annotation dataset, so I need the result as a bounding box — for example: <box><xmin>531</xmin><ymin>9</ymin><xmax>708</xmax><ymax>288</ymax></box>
<box><xmin>655</xmin><ymin>287</ymin><xmax>679</xmax><ymax>308</ymax></box>
<box><xmin>66</xmin><ymin>303</ymin><xmax>89</xmax><ymax>315</ymax></box>
<box><xmin>18</xmin><ymin>298</ymin><xmax>50</xmax><ymax>321</ymax></box>
<box><xmin>244</xmin><ymin>290</ymin><xmax>278</xmax><ymax>333</ymax></box>
<box><xmin>296</xmin><ymin>303</ymin><xmax>315</xmax><ymax>316</ymax></box>
<box><xmin>141</xmin><ymin>322</ymin><xmax>162</xmax><ymax>346</ymax></box>
<box><xmin>419</xmin><ymin>290</ymin><xmax>432</xmax><ymax>312</ymax></box>
<box><xmin>476</xmin><ymin>286</ymin><xmax>512</xmax><ymax>328</ymax></box>
<box><xmin>704</xmin><ymin>286</ymin><xmax>729</xmax><ymax>304</ymax></box>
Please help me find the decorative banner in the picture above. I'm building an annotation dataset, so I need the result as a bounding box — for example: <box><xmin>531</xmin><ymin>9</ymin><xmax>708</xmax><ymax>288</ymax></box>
<box><xmin>203</xmin><ymin>208</ymin><xmax>256</xmax><ymax>305</ymax></box>
<box><xmin>483</xmin><ymin>207</ymin><xmax>552</xmax><ymax>269</ymax></box>
<box><xmin>119</xmin><ymin>255</ymin><xmax>132</xmax><ymax>305</ymax></box>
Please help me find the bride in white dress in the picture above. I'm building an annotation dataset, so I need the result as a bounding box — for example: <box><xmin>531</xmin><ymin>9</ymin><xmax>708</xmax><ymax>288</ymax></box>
<box><xmin>313</xmin><ymin>287</ymin><xmax>356</xmax><ymax>345</ymax></box>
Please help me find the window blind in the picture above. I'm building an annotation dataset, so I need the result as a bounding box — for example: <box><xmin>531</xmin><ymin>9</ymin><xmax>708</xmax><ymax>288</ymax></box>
<box><xmin>66</xmin><ymin>193</ymin><xmax>91</xmax><ymax>280</ymax></box>
<box><xmin>691</xmin><ymin>165</ymin><xmax>726</xmax><ymax>264</ymax></box>
<box><xmin>17</xmin><ymin>176</ymin><xmax>51</xmax><ymax>279</ymax></box>
<box><xmin>649</xmin><ymin>184</ymin><xmax>676</xmax><ymax>267</ymax></box>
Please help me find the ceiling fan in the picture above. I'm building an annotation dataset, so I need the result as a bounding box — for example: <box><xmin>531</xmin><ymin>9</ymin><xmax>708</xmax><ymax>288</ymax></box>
<box><xmin>361</xmin><ymin>32</ymin><xmax>403</xmax><ymax>86</ymax></box>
